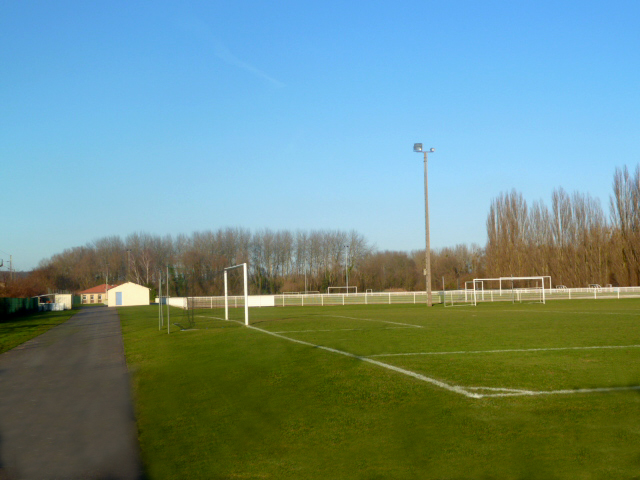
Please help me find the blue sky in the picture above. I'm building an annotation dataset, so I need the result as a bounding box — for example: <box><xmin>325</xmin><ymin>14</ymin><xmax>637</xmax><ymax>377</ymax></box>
<box><xmin>2</xmin><ymin>1</ymin><xmax>639</xmax><ymax>271</ymax></box>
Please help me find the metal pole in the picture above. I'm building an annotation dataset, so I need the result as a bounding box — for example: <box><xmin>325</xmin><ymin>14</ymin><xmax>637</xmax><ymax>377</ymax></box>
<box><xmin>224</xmin><ymin>270</ymin><xmax>229</xmax><ymax>320</ymax></box>
<box><xmin>158</xmin><ymin>276</ymin><xmax>162</xmax><ymax>330</ymax></box>
<box><xmin>167</xmin><ymin>265</ymin><xmax>170</xmax><ymax>334</ymax></box>
<box><xmin>424</xmin><ymin>152</ymin><xmax>432</xmax><ymax>307</ymax></box>
<box><xmin>243</xmin><ymin>263</ymin><xmax>249</xmax><ymax>326</ymax></box>
<box><xmin>344</xmin><ymin>245</ymin><xmax>349</xmax><ymax>293</ymax></box>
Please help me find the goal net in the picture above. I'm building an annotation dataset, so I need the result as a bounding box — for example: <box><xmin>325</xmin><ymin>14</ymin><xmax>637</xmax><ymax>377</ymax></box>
<box><xmin>327</xmin><ymin>286</ymin><xmax>357</xmax><ymax>294</ymax></box>
<box><xmin>473</xmin><ymin>276</ymin><xmax>547</xmax><ymax>304</ymax></box>
<box><xmin>224</xmin><ymin>263</ymin><xmax>249</xmax><ymax>325</ymax></box>
<box><xmin>169</xmin><ymin>264</ymin><xmax>250</xmax><ymax>331</ymax></box>
<box><xmin>443</xmin><ymin>281</ymin><xmax>477</xmax><ymax>307</ymax></box>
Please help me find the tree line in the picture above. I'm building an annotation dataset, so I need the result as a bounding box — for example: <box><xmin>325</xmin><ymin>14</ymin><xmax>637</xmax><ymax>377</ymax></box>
<box><xmin>486</xmin><ymin>166</ymin><xmax>640</xmax><ymax>287</ymax></box>
<box><xmin>2</xmin><ymin>165</ymin><xmax>640</xmax><ymax>298</ymax></box>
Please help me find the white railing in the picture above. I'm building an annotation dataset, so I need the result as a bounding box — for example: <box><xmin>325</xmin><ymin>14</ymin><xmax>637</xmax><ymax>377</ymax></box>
<box><xmin>275</xmin><ymin>291</ymin><xmax>430</xmax><ymax>306</ymax></box>
<box><xmin>276</xmin><ymin>286</ymin><xmax>640</xmax><ymax>306</ymax></box>
<box><xmin>158</xmin><ymin>286</ymin><xmax>640</xmax><ymax>310</ymax></box>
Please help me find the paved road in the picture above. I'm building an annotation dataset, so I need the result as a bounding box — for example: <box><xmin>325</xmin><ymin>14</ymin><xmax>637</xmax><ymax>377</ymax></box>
<box><xmin>0</xmin><ymin>306</ymin><xmax>143</xmax><ymax>479</ymax></box>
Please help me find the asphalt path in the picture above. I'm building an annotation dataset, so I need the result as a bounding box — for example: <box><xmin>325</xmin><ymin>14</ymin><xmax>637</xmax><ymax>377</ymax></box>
<box><xmin>0</xmin><ymin>306</ymin><xmax>143</xmax><ymax>479</ymax></box>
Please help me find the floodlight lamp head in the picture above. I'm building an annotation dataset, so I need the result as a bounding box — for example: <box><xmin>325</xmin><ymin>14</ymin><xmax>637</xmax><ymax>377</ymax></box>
<box><xmin>413</xmin><ymin>143</ymin><xmax>423</xmax><ymax>153</ymax></box>
<box><xmin>429</xmin><ymin>148</ymin><xmax>435</xmax><ymax>153</ymax></box>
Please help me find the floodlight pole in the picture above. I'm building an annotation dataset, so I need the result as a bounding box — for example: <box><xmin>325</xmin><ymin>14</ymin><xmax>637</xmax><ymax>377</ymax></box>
<box><xmin>414</xmin><ymin>144</ymin><xmax>435</xmax><ymax>307</ymax></box>
<box><xmin>344</xmin><ymin>244</ymin><xmax>349</xmax><ymax>292</ymax></box>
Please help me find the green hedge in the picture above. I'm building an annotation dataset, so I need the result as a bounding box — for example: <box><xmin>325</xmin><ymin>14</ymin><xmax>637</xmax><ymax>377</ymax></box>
<box><xmin>0</xmin><ymin>297</ymin><xmax>39</xmax><ymax>320</ymax></box>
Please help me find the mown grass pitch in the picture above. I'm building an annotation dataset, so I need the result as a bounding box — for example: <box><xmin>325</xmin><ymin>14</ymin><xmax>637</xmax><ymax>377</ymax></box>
<box><xmin>119</xmin><ymin>300</ymin><xmax>640</xmax><ymax>479</ymax></box>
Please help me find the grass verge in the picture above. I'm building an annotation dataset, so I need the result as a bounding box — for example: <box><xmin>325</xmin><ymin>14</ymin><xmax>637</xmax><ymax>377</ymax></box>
<box><xmin>120</xmin><ymin>301</ymin><xmax>640</xmax><ymax>479</ymax></box>
<box><xmin>0</xmin><ymin>309</ymin><xmax>78</xmax><ymax>354</ymax></box>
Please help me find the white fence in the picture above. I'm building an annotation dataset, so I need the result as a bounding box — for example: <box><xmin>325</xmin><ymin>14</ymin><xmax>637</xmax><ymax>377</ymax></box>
<box><xmin>158</xmin><ymin>286</ymin><xmax>640</xmax><ymax>310</ymax></box>
<box><xmin>156</xmin><ymin>295</ymin><xmax>275</xmax><ymax>309</ymax></box>
<box><xmin>276</xmin><ymin>291</ymin><xmax>430</xmax><ymax>306</ymax></box>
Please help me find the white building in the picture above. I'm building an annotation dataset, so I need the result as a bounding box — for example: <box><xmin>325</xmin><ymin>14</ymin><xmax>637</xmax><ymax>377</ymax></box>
<box><xmin>107</xmin><ymin>282</ymin><xmax>150</xmax><ymax>307</ymax></box>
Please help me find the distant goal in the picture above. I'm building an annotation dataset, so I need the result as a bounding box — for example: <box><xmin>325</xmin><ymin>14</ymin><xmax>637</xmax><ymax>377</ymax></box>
<box><xmin>443</xmin><ymin>283</ymin><xmax>477</xmax><ymax>307</ymax></box>
<box><xmin>473</xmin><ymin>276</ymin><xmax>548</xmax><ymax>304</ymax></box>
<box><xmin>328</xmin><ymin>286</ymin><xmax>357</xmax><ymax>294</ymax></box>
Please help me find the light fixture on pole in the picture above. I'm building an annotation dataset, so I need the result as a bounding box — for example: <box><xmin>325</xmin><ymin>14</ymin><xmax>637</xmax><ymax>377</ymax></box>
<box><xmin>413</xmin><ymin>143</ymin><xmax>435</xmax><ymax>307</ymax></box>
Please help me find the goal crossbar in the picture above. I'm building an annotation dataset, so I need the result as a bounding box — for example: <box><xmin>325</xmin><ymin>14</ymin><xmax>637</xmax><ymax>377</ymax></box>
<box><xmin>473</xmin><ymin>276</ymin><xmax>547</xmax><ymax>304</ymax></box>
<box><xmin>328</xmin><ymin>286</ymin><xmax>357</xmax><ymax>294</ymax></box>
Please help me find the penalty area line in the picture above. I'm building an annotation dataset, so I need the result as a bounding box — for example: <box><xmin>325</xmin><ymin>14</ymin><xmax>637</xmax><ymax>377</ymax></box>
<box><xmin>469</xmin><ymin>385</ymin><xmax>640</xmax><ymax>398</ymax></box>
<box><xmin>270</xmin><ymin>326</ymin><xmax>416</xmax><ymax>334</ymax></box>
<box><xmin>326</xmin><ymin>314</ymin><xmax>424</xmax><ymax>329</ymax></box>
<box><xmin>367</xmin><ymin>344</ymin><xmax>640</xmax><ymax>357</ymax></box>
<box><xmin>246</xmin><ymin>324</ymin><xmax>479</xmax><ymax>399</ymax></box>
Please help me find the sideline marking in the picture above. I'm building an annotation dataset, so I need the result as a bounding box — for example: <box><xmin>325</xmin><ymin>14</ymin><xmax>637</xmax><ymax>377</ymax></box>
<box><xmin>368</xmin><ymin>344</ymin><xmax>640</xmax><ymax>357</ymax></box>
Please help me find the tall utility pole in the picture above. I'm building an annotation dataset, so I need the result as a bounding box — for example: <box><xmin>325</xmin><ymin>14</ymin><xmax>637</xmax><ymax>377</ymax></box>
<box><xmin>344</xmin><ymin>244</ymin><xmax>350</xmax><ymax>292</ymax></box>
<box><xmin>126</xmin><ymin>249</ymin><xmax>131</xmax><ymax>280</ymax></box>
<box><xmin>414</xmin><ymin>144</ymin><xmax>435</xmax><ymax>307</ymax></box>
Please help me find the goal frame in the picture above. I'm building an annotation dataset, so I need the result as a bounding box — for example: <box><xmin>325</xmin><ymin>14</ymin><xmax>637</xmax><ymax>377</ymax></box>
<box><xmin>224</xmin><ymin>263</ymin><xmax>249</xmax><ymax>326</ymax></box>
<box><xmin>443</xmin><ymin>286</ymin><xmax>477</xmax><ymax>307</ymax></box>
<box><xmin>473</xmin><ymin>276</ymin><xmax>547</xmax><ymax>304</ymax></box>
<box><xmin>327</xmin><ymin>286</ymin><xmax>358</xmax><ymax>294</ymax></box>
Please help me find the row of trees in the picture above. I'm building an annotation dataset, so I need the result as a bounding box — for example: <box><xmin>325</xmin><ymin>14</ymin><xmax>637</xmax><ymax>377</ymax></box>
<box><xmin>486</xmin><ymin>166</ymin><xmax>640</xmax><ymax>287</ymax></box>
<box><xmin>1</xmin><ymin>228</ymin><xmax>480</xmax><ymax>297</ymax></box>
<box><xmin>3</xmin><ymin>165</ymin><xmax>640</xmax><ymax>298</ymax></box>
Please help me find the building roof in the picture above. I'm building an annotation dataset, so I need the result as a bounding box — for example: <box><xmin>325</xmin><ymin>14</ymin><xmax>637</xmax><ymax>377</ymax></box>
<box><xmin>107</xmin><ymin>282</ymin><xmax>150</xmax><ymax>292</ymax></box>
<box><xmin>78</xmin><ymin>284</ymin><xmax>117</xmax><ymax>295</ymax></box>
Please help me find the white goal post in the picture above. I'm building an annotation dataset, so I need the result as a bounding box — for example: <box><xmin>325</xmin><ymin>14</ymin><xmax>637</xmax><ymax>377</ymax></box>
<box><xmin>444</xmin><ymin>283</ymin><xmax>477</xmax><ymax>307</ymax></box>
<box><xmin>224</xmin><ymin>263</ymin><xmax>249</xmax><ymax>326</ymax></box>
<box><xmin>473</xmin><ymin>276</ymin><xmax>547</xmax><ymax>304</ymax></box>
<box><xmin>327</xmin><ymin>286</ymin><xmax>357</xmax><ymax>294</ymax></box>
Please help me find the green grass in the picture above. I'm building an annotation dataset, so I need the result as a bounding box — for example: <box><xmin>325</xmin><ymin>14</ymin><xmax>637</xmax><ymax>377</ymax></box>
<box><xmin>120</xmin><ymin>300</ymin><xmax>640</xmax><ymax>479</ymax></box>
<box><xmin>0</xmin><ymin>309</ymin><xmax>78</xmax><ymax>354</ymax></box>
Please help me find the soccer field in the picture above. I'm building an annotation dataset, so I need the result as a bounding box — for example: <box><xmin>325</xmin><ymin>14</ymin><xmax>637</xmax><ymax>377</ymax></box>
<box><xmin>120</xmin><ymin>300</ymin><xmax>640</xmax><ymax>479</ymax></box>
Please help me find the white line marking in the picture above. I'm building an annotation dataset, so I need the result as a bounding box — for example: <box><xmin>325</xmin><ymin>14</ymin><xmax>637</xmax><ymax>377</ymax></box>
<box><xmin>326</xmin><ymin>314</ymin><xmax>423</xmax><ymax>329</ymax></box>
<box><xmin>246</xmin><ymin>325</ymin><xmax>480</xmax><ymax>399</ymax></box>
<box><xmin>195</xmin><ymin>314</ymin><xmax>227</xmax><ymax>321</ymax></box>
<box><xmin>197</xmin><ymin>317</ymin><xmax>640</xmax><ymax>400</ymax></box>
<box><xmin>367</xmin><ymin>344</ymin><xmax>640</xmax><ymax>357</ymax></box>
<box><xmin>271</xmin><ymin>326</ymin><xmax>415</xmax><ymax>334</ymax></box>
<box><xmin>472</xmin><ymin>385</ymin><xmax>640</xmax><ymax>398</ymax></box>
<box><xmin>467</xmin><ymin>387</ymin><xmax>534</xmax><ymax>393</ymax></box>
<box><xmin>500</xmin><ymin>309</ymin><xmax>640</xmax><ymax>317</ymax></box>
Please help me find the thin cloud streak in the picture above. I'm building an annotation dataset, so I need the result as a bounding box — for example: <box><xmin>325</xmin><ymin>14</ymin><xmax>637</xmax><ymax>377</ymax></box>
<box><xmin>178</xmin><ymin>15</ymin><xmax>285</xmax><ymax>88</ymax></box>
<box><xmin>212</xmin><ymin>41</ymin><xmax>285</xmax><ymax>88</ymax></box>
